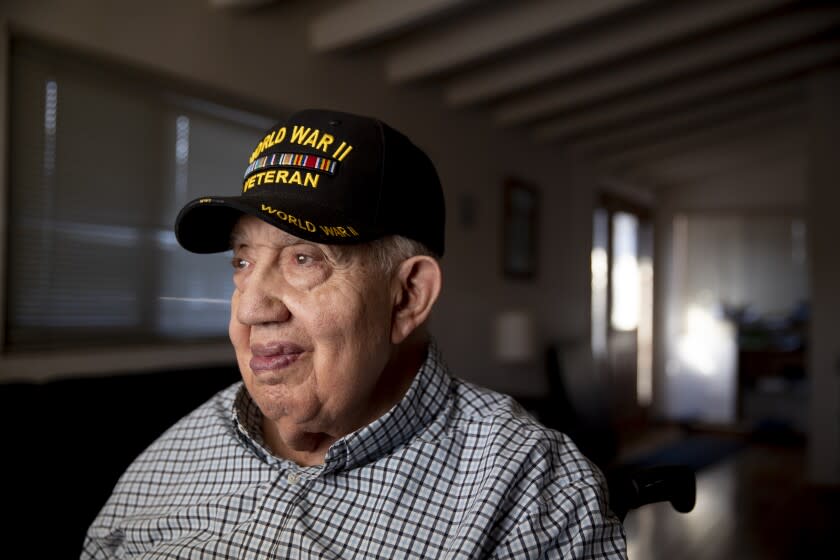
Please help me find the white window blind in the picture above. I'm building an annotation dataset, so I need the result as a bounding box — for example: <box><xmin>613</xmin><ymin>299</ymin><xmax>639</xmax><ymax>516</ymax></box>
<box><xmin>6</xmin><ymin>40</ymin><xmax>275</xmax><ymax>351</ymax></box>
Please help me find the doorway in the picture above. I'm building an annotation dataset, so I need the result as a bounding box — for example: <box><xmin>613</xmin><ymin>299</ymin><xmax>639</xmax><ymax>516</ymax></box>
<box><xmin>592</xmin><ymin>194</ymin><xmax>654</xmax><ymax>442</ymax></box>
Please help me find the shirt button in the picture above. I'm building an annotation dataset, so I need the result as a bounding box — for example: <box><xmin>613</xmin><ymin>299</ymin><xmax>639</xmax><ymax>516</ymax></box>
<box><xmin>287</xmin><ymin>472</ymin><xmax>300</xmax><ymax>485</ymax></box>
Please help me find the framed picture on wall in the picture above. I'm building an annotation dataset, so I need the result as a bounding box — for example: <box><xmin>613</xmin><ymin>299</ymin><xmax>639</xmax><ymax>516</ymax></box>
<box><xmin>502</xmin><ymin>177</ymin><xmax>539</xmax><ymax>279</ymax></box>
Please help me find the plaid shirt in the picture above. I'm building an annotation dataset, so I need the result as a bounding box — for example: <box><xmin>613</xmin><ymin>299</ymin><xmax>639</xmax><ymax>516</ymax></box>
<box><xmin>81</xmin><ymin>343</ymin><xmax>626</xmax><ymax>559</ymax></box>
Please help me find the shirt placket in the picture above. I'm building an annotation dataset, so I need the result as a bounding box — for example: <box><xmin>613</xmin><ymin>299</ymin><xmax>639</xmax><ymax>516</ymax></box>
<box><xmin>265</xmin><ymin>466</ymin><xmax>314</xmax><ymax>558</ymax></box>
<box><xmin>234</xmin><ymin>462</ymin><xmax>309</xmax><ymax>558</ymax></box>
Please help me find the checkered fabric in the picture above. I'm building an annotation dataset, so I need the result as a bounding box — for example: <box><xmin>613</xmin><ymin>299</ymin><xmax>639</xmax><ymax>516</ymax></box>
<box><xmin>81</xmin><ymin>343</ymin><xmax>627</xmax><ymax>559</ymax></box>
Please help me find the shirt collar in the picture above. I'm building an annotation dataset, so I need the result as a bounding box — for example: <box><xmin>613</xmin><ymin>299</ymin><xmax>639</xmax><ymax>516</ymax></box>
<box><xmin>326</xmin><ymin>340</ymin><xmax>451</xmax><ymax>471</ymax></box>
<box><xmin>231</xmin><ymin>340</ymin><xmax>452</xmax><ymax>472</ymax></box>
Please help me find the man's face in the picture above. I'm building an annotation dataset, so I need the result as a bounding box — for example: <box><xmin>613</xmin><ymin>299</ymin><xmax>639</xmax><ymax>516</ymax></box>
<box><xmin>228</xmin><ymin>215</ymin><xmax>397</xmax><ymax>451</ymax></box>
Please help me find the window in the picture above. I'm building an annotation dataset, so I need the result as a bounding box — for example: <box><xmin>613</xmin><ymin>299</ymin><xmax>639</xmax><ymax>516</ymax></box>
<box><xmin>611</xmin><ymin>211</ymin><xmax>640</xmax><ymax>332</ymax></box>
<box><xmin>666</xmin><ymin>213</ymin><xmax>808</xmax><ymax>424</ymax></box>
<box><xmin>590</xmin><ymin>197</ymin><xmax>654</xmax><ymax>410</ymax></box>
<box><xmin>5</xmin><ymin>39</ymin><xmax>275</xmax><ymax>353</ymax></box>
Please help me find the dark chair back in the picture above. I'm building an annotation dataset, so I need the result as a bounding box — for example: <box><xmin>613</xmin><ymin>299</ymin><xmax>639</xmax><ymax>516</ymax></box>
<box><xmin>538</xmin><ymin>341</ymin><xmax>696</xmax><ymax>520</ymax></box>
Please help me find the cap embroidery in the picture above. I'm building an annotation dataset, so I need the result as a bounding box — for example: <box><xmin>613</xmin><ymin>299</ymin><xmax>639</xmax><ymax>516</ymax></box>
<box><xmin>244</xmin><ymin>152</ymin><xmax>338</xmax><ymax>179</ymax></box>
<box><xmin>260</xmin><ymin>203</ymin><xmax>360</xmax><ymax>238</ymax></box>
<box><xmin>175</xmin><ymin>110</ymin><xmax>444</xmax><ymax>257</ymax></box>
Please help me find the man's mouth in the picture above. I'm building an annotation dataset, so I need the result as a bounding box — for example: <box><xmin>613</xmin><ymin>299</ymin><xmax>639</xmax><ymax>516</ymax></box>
<box><xmin>249</xmin><ymin>342</ymin><xmax>304</xmax><ymax>372</ymax></box>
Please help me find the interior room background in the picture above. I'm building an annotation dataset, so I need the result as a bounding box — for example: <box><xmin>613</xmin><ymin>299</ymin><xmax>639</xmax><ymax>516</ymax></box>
<box><xmin>1</xmin><ymin>0</ymin><xmax>837</xmax><ymax>490</ymax></box>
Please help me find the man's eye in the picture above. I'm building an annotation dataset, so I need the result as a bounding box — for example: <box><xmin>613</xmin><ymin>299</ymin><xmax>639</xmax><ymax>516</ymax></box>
<box><xmin>295</xmin><ymin>254</ymin><xmax>313</xmax><ymax>265</ymax></box>
<box><xmin>231</xmin><ymin>257</ymin><xmax>250</xmax><ymax>270</ymax></box>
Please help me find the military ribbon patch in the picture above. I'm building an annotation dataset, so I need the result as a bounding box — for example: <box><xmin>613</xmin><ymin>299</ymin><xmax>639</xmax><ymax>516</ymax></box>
<box><xmin>244</xmin><ymin>152</ymin><xmax>338</xmax><ymax>178</ymax></box>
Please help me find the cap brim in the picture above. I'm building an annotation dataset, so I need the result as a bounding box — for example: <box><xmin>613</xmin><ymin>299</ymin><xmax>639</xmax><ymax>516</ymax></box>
<box><xmin>174</xmin><ymin>199</ymin><xmax>243</xmax><ymax>253</ymax></box>
<box><xmin>174</xmin><ymin>194</ymin><xmax>380</xmax><ymax>254</ymax></box>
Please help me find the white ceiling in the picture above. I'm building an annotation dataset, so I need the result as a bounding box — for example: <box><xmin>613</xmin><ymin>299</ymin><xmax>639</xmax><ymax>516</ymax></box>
<box><xmin>228</xmin><ymin>0</ymin><xmax>840</xmax><ymax>194</ymax></box>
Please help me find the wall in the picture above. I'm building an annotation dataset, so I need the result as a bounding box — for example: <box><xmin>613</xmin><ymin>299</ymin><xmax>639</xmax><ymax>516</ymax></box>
<box><xmin>807</xmin><ymin>68</ymin><xmax>840</xmax><ymax>486</ymax></box>
<box><xmin>0</xmin><ymin>0</ymin><xmax>595</xmax><ymax>395</ymax></box>
<box><xmin>652</xmin><ymin>135</ymin><xmax>808</xmax><ymax>417</ymax></box>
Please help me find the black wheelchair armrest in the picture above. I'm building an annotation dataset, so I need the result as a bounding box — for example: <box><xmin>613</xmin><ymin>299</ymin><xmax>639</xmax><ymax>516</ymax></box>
<box><xmin>606</xmin><ymin>464</ymin><xmax>696</xmax><ymax>522</ymax></box>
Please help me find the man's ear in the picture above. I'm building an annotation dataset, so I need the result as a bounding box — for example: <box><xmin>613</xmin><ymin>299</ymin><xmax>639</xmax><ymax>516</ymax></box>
<box><xmin>391</xmin><ymin>256</ymin><xmax>442</xmax><ymax>344</ymax></box>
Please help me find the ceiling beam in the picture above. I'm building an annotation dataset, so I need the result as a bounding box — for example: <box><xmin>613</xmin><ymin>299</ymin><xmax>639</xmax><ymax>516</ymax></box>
<box><xmin>533</xmin><ymin>39</ymin><xmax>840</xmax><ymax>141</ymax></box>
<box><xmin>385</xmin><ymin>0</ymin><xmax>645</xmax><ymax>83</ymax></box>
<box><xmin>445</xmin><ymin>0</ymin><xmax>793</xmax><ymax>107</ymax></box>
<box><xmin>208</xmin><ymin>0</ymin><xmax>276</xmax><ymax>8</ymax></box>
<box><xmin>567</xmin><ymin>81</ymin><xmax>803</xmax><ymax>154</ymax></box>
<box><xmin>618</xmin><ymin>146</ymin><xmax>804</xmax><ymax>194</ymax></box>
<box><xmin>627</xmin><ymin>126</ymin><xmax>805</xmax><ymax>189</ymax></box>
<box><xmin>309</xmin><ymin>0</ymin><xmax>478</xmax><ymax>52</ymax></box>
<box><xmin>596</xmin><ymin>105</ymin><xmax>804</xmax><ymax>168</ymax></box>
<box><xmin>494</xmin><ymin>5</ymin><xmax>840</xmax><ymax>126</ymax></box>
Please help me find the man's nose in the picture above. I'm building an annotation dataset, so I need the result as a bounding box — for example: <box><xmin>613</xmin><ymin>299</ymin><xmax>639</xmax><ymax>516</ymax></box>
<box><xmin>235</xmin><ymin>265</ymin><xmax>292</xmax><ymax>325</ymax></box>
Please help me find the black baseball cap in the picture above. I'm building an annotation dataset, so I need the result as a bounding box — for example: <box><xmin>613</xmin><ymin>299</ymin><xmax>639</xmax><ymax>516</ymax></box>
<box><xmin>174</xmin><ymin>108</ymin><xmax>446</xmax><ymax>256</ymax></box>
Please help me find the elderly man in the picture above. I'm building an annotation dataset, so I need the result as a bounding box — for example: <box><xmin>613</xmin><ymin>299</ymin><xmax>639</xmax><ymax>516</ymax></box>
<box><xmin>81</xmin><ymin>109</ymin><xmax>627</xmax><ymax>559</ymax></box>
